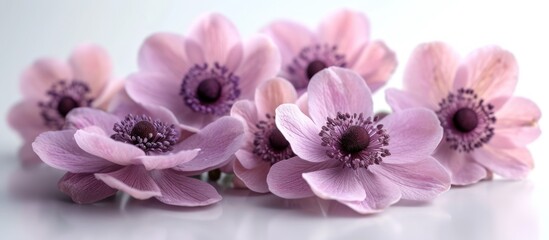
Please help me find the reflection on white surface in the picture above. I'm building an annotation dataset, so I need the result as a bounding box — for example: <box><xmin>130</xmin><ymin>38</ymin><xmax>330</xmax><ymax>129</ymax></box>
<box><xmin>0</xmin><ymin>160</ymin><xmax>540</xmax><ymax>240</ymax></box>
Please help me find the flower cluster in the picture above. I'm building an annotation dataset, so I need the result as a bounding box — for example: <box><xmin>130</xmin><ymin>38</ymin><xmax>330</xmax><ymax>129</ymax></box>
<box><xmin>8</xmin><ymin>10</ymin><xmax>540</xmax><ymax>214</ymax></box>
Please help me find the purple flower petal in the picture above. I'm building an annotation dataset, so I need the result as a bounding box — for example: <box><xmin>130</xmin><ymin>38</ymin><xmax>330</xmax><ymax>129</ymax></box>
<box><xmin>59</xmin><ymin>172</ymin><xmax>118</xmax><ymax>204</ymax></box>
<box><xmin>95</xmin><ymin>165</ymin><xmax>161</xmax><ymax>199</ymax></box>
<box><xmin>262</xmin><ymin>20</ymin><xmax>315</xmax><ymax>66</ymax></box>
<box><xmin>19</xmin><ymin>143</ymin><xmax>42</xmax><ymax>167</ymax></box>
<box><xmin>340</xmin><ymin>170</ymin><xmax>401</xmax><ymax>214</ymax></box>
<box><xmin>255</xmin><ymin>78</ymin><xmax>298</xmax><ymax>118</ymax></box>
<box><xmin>233</xmin><ymin>157</ymin><xmax>271</xmax><ymax>193</ymax></box>
<box><xmin>385</xmin><ymin>88</ymin><xmax>435</xmax><ymax>112</ymax></box>
<box><xmin>302</xmin><ymin>167</ymin><xmax>366</xmax><ymax>201</ymax></box>
<box><xmin>491</xmin><ymin>97</ymin><xmax>541</xmax><ymax>148</ymax></box>
<box><xmin>138</xmin><ymin>32</ymin><xmax>189</xmax><ymax>79</ymax></box>
<box><xmin>64</xmin><ymin>107</ymin><xmax>120</xmax><ymax>134</ymax></box>
<box><xmin>20</xmin><ymin>58</ymin><xmax>72</xmax><ymax>99</ymax></box>
<box><xmin>473</xmin><ymin>145</ymin><xmax>533</xmax><ymax>180</ymax></box>
<box><xmin>152</xmin><ymin>169</ymin><xmax>222</xmax><ymax>206</ymax></box>
<box><xmin>267</xmin><ymin>157</ymin><xmax>322</xmax><ymax>199</ymax></box>
<box><xmin>126</xmin><ymin>72</ymin><xmax>183</xmax><ymax>116</ymax></box>
<box><xmin>350</xmin><ymin>40</ymin><xmax>397</xmax><ymax>92</ymax></box>
<box><xmin>434</xmin><ymin>142</ymin><xmax>488</xmax><ymax>185</ymax></box>
<box><xmin>74</xmin><ymin>128</ymin><xmax>145</xmax><ymax>166</ymax></box>
<box><xmin>8</xmin><ymin>99</ymin><xmax>51</xmax><ymax>142</ymax></box>
<box><xmin>230</xmin><ymin>100</ymin><xmax>258</xmax><ymax>151</ymax></box>
<box><xmin>317</xmin><ymin>9</ymin><xmax>370</xmax><ymax>57</ymax></box>
<box><xmin>136</xmin><ymin>149</ymin><xmax>200</xmax><ymax>171</ymax></box>
<box><xmin>188</xmin><ymin>13</ymin><xmax>241</xmax><ymax>64</ymax></box>
<box><xmin>69</xmin><ymin>44</ymin><xmax>111</xmax><ymax>97</ymax></box>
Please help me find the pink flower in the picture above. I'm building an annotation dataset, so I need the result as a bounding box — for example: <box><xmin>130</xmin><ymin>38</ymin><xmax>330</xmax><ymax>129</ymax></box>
<box><xmin>268</xmin><ymin>67</ymin><xmax>450</xmax><ymax>214</ymax></box>
<box><xmin>8</xmin><ymin>45</ymin><xmax>122</xmax><ymax>166</ymax></box>
<box><xmin>231</xmin><ymin>78</ymin><xmax>300</xmax><ymax>193</ymax></box>
<box><xmin>126</xmin><ymin>13</ymin><xmax>281</xmax><ymax>131</ymax></box>
<box><xmin>386</xmin><ymin>42</ymin><xmax>541</xmax><ymax>185</ymax></box>
<box><xmin>263</xmin><ymin>9</ymin><xmax>397</xmax><ymax>93</ymax></box>
<box><xmin>32</xmin><ymin>107</ymin><xmax>244</xmax><ymax>206</ymax></box>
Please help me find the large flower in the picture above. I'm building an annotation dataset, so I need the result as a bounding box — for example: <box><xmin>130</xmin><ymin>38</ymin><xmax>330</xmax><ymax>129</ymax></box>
<box><xmin>126</xmin><ymin>13</ymin><xmax>281</xmax><ymax>131</ymax></box>
<box><xmin>32</xmin><ymin>106</ymin><xmax>244</xmax><ymax>206</ymax></box>
<box><xmin>268</xmin><ymin>67</ymin><xmax>450</xmax><ymax>214</ymax></box>
<box><xmin>263</xmin><ymin>9</ymin><xmax>397</xmax><ymax>93</ymax></box>
<box><xmin>231</xmin><ymin>78</ymin><xmax>299</xmax><ymax>193</ymax></box>
<box><xmin>386</xmin><ymin>42</ymin><xmax>541</xmax><ymax>185</ymax></box>
<box><xmin>8</xmin><ymin>45</ymin><xmax>122</xmax><ymax>166</ymax></box>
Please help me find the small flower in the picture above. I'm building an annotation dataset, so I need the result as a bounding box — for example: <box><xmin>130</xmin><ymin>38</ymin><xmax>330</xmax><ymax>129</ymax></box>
<box><xmin>8</xmin><ymin>45</ymin><xmax>122</xmax><ymax>166</ymax></box>
<box><xmin>231</xmin><ymin>78</ymin><xmax>300</xmax><ymax>193</ymax></box>
<box><xmin>268</xmin><ymin>67</ymin><xmax>450</xmax><ymax>214</ymax></box>
<box><xmin>386</xmin><ymin>42</ymin><xmax>541</xmax><ymax>185</ymax></box>
<box><xmin>32</xmin><ymin>107</ymin><xmax>244</xmax><ymax>206</ymax></box>
<box><xmin>126</xmin><ymin>13</ymin><xmax>281</xmax><ymax>131</ymax></box>
<box><xmin>263</xmin><ymin>9</ymin><xmax>397</xmax><ymax>93</ymax></box>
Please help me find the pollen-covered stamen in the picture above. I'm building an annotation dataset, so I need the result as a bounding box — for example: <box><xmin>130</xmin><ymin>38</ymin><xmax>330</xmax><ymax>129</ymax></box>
<box><xmin>111</xmin><ymin>114</ymin><xmax>179</xmax><ymax>154</ymax></box>
<box><xmin>287</xmin><ymin>44</ymin><xmax>346</xmax><ymax>90</ymax></box>
<box><xmin>39</xmin><ymin>80</ymin><xmax>94</xmax><ymax>129</ymax></box>
<box><xmin>181</xmin><ymin>62</ymin><xmax>240</xmax><ymax>115</ymax></box>
<box><xmin>253</xmin><ymin>114</ymin><xmax>295</xmax><ymax>164</ymax></box>
<box><xmin>320</xmin><ymin>112</ymin><xmax>390</xmax><ymax>170</ymax></box>
<box><xmin>436</xmin><ymin>88</ymin><xmax>496</xmax><ymax>152</ymax></box>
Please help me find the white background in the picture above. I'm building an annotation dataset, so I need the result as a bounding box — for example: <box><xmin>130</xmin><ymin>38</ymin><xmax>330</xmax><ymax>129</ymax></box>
<box><xmin>0</xmin><ymin>0</ymin><xmax>547</xmax><ymax>239</ymax></box>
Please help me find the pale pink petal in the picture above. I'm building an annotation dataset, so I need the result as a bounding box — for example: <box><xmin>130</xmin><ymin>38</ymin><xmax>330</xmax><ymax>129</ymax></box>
<box><xmin>64</xmin><ymin>107</ymin><xmax>120</xmax><ymax>134</ymax></box>
<box><xmin>32</xmin><ymin>130</ymin><xmax>114</xmax><ymax>173</ymax></box>
<box><xmin>380</xmin><ymin>108</ymin><xmax>443</xmax><ymax>163</ymax></box>
<box><xmin>340</xmin><ymin>170</ymin><xmax>401</xmax><ymax>214</ymax></box>
<box><xmin>303</xmin><ymin>167</ymin><xmax>366</xmax><ymax>201</ymax></box>
<box><xmin>371</xmin><ymin>157</ymin><xmax>450</xmax><ymax>201</ymax></box>
<box><xmin>184</xmin><ymin>39</ymin><xmax>206</xmax><ymax>64</ymax></box>
<box><xmin>235</xmin><ymin>150</ymin><xmax>263</xmax><ymax>169</ymax></box>
<box><xmin>235</xmin><ymin>35</ymin><xmax>281</xmax><ymax>100</ymax></box>
<box><xmin>233</xmin><ymin>158</ymin><xmax>271</xmax><ymax>193</ymax></box>
<box><xmin>136</xmin><ymin>149</ymin><xmax>200</xmax><ymax>171</ymax></box>
<box><xmin>454</xmin><ymin>46</ymin><xmax>518</xmax><ymax>101</ymax></box>
<box><xmin>267</xmin><ymin>157</ymin><xmax>332</xmax><ymax>199</ymax></box>
<box><xmin>350</xmin><ymin>40</ymin><xmax>397</xmax><ymax>92</ymax></box>
<box><xmin>317</xmin><ymin>9</ymin><xmax>370</xmax><ymax>58</ymax></box>
<box><xmin>385</xmin><ymin>88</ymin><xmax>435</xmax><ymax>111</ymax></box>
<box><xmin>69</xmin><ymin>44</ymin><xmax>112</xmax><ymax>97</ymax></box>
<box><xmin>138</xmin><ymin>32</ymin><xmax>189</xmax><ymax>78</ymax></box>
<box><xmin>125</xmin><ymin>72</ymin><xmax>183</xmax><ymax>117</ymax></box>
<box><xmin>95</xmin><ymin>165</ymin><xmax>161</xmax><ymax>199</ymax></box>
<box><xmin>434</xmin><ymin>142</ymin><xmax>488</xmax><ymax>185</ymax></box>
<box><xmin>20</xmin><ymin>58</ymin><xmax>72</xmax><ymax>99</ymax></box>
<box><xmin>472</xmin><ymin>145</ymin><xmax>533</xmax><ymax>179</ymax></box>
<box><xmin>262</xmin><ymin>20</ymin><xmax>315</xmax><ymax>66</ymax></box>
<box><xmin>490</xmin><ymin>97</ymin><xmax>541</xmax><ymax>148</ymax></box>
<box><xmin>188</xmin><ymin>13</ymin><xmax>241</xmax><ymax>64</ymax></box>
<box><xmin>59</xmin><ymin>172</ymin><xmax>118</xmax><ymax>204</ymax></box>
<box><xmin>308</xmin><ymin>67</ymin><xmax>373</xmax><ymax>125</ymax></box>
<box><xmin>296</xmin><ymin>93</ymin><xmax>309</xmax><ymax>116</ymax></box>
<box><xmin>152</xmin><ymin>169</ymin><xmax>222</xmax><ymax>206</ymax></box>
<box><xmin>19</xmin><ymin>143</ymin><xmax>42</xmax><ymax>167</ymax></box>
<box><xmin>275</xmin><ymin>104</ymin><xmax>327</xmax><ymax>163</ymax></box>
<box><xmin>230</xmin><ymin>100</ymin><xmax>258</xmax><ymax>151</ymax></box>
<box><xmin>74</xmin><ymin>129</ymin><xmax>145</xmax><ymax>166</ymax></box>
<box><xmin>173</xmin><ymin>116</ymin><xmax>245</xmax><ymax>173</ymax></box>
<box><xmin>255</xmin><ymin>78</ymin><xmax>298</xmax><ymax>118</ymax></box>
<box><xmin>8</xmin><ymin>99</ymin><xmax>51</xmax><ymax>142</ymax></box>
<box><xmin>92</xmin><ymin>78</ymin><xmax>125</xmax><ymax>110</ymax></box>
<box><xmin>403</xmin><ymin>42</ymin><xmax>459</xmax><ymax>105</ymax></box>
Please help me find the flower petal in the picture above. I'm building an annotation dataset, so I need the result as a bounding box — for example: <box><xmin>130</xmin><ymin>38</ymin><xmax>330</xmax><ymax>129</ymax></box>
<box><xmin>317</xmin><ymin>9</ymin><xmax>370</xmax><ymax>58</ymax></box>
<box><xmin>235</xmin><ymin>150</ymin><xmax>263</xmax><ymax>170</ymax></box>
<box><xmin>151</xmin><ymin>169</ymin><xmax>222</xmax><ymax>206</ymax></box>
<box><xmin>8</xmin><ymin>99</ymin><xmax>51</xmax><ymax>142</ymax></box>
<box><xmin>255</xmin><ymin>78</ymin><xmax>298</xmax><ymax>118</ymax></box>
<box><xmin>340</xmin><ymin>170</ymin><xmax>401</xmax><ymax>214</ymax></box>
<box><xmin>136</xmin><ymin>149</ymin><xmax>200</xmax><ymax>171</ymax></box>
<box><xmin>233</xmin><ymin>158</ymin><xmax>271</xmax><ymax>193</ymax></box>
<box><xmin>20</xmin><ymin>58</ymin><xmax>72</xmax><ymax>99</ymax></box>
<box><xmin>125</xmin><ymin>72</ymin><xmax>183</xmax><ymax>117</ymax></box>
<box><xmin>380</xmin><ymin>108</ymin><xmax>443</xmax><ymax>163</ymax></box>
<box><xmin>64</xmin><ymin>107</ymin><xmax>120</xmax><ymax>134</ymax></box>
<box><xmin>371</xmin><ymin>157</ymin><xmax>450</xmax><ymax>201</ymax></box>
<box><xmin>95</xmin><ymin>165</ymin><xmax>161</xmax><ymax>199</ymax></box>
<box><xmin>385</xmin><ymin>88</ymin><xmax>434</xmax><ymax>112</ymax></box>
<box><xmin>58</xmin><ymin>172</ymin><xmax>118</xmax><ymax>204</ymax></box>
<box><xmin>267</xmin><ymin>157</ymin><xmax>330</xmax><ymax>199</ymax></box>
<box><xmin>262</xmin><ymin>20</ymin><xmax>315</xmax><ymax>66</ymax></box>
<box><xmin>490</xmin><ymin>97</ymin><xmax>541</xmax><ymax>148</ymax></box>
<box><xmin>230</xmin><ymin>100</ymin><xmax>258</xmax><ymax>151</ymax></box>
<box><xmin>235</xmin><ymin>35</ymin><xmax>281</xmax><ymax>100</ymax></box>
<box><xmin>74</xmin><ymin>128</ymin><xmax>145</xmax><ymax>166</ymax></box>
<box><xmin>350</xmin><ymin>40</ymin><xmax>397</xmax><ymax>92</ymax></box>
<box><xmin>138</xmin><ymin>32</ymin><xmax>188</xmax><ymax>78</ymax></box>
<box><xmin>69</xmin><ymin>44</ymin><xmax>111</xmax><ymax>97</ymax></box>
<box><xmin>303</xmin><ymin>167</ymin><xmax>366</xmax><ymax>201</ymax></box>
<box><xmin>434</xmin><ymin>142</ymin><xmax>488</xmax><ymax>185</ymax></box>
<box><xmin>275</xmin><ymin>104</ymin><xmax>327</xmax><ymax>163</ymax></box>
<box><xmin>454</xmin><ymin>46</ymin><xmax>518</xmax><ymax>101</ymax></box>
<box><xmin>403</xmin><ymin>42</ymin><xmax>459</xmax><ymax>105</ymax></box>
<box><xmin>32</xmin><ymin>130</ymin><xmax>113</xmax><ymax>173</ymax></box>
<box><xmin>19</xmin><ymin>143</ymin><xmax>43</xmax><ymax>167</ymax></box>
<box><xmin>472</xmin><ymin>145</ymin><xmax>533</xmax><ymax>179</ymax></box>
<box><xmin>188</xmin><ymin>13</ymin><xmax>241</xmax><ymax>64</ymax></box>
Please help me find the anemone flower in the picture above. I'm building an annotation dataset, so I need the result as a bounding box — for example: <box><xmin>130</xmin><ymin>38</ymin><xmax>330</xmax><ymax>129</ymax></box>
<box><xmin>8</xmin><ymin>45</ymin><xmax>122</xmax><ymax>166</ymax></box>
<box><xmin>32</xmin><ymin>106</ymin><xmax>244</xmax><ymax>206</ymax></box>
<box><xmin>263</xmin><ymin>9</ymin><xmax>397</xmax><ymax>93</ymax></box>
<box><xmin>231</xmin><ymin>78</ymin><xmax>299</xmax><ymax>193</ymax></box>
<box><xmin>386</xmin><ymin>42</ymin><xmax>541</xmax><ymax>185</ymax></box>
<box><xmin>126</xmin><ymin>13</ymin><xmax>281</xmax><ymax>132</ymax></box>
<box><xmin>268</xmin><ymin>67</ymin><xmax>450</xmax><ymax>214</ymax></box>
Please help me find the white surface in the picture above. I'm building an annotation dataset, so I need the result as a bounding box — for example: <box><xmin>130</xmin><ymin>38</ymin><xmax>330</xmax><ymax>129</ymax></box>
<box><xmin>0</xmin><ymin>0</ymin><xmax>547</xmax><ymax>239</ymax></box>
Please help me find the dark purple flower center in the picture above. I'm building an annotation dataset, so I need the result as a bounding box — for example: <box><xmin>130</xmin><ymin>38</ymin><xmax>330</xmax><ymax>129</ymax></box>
<box><xmin>253</xmin><ymin>114</ymin><xmax>295</xmax><ymax>164</ymax></box>
<box><xmin>320</xmin><ymin>112</ymin><xmax>390</xmax><ymax>170</ymax></box>
<box><xmin>38</xmin><ymin>80</ymin><xmax>93</xmax><ymax>129</ymax></box>
<box><xmin>181</xmin><ymin>63</ymin><xmax>240</xmax><ymax>115</ymax></box>
<box><xmin>112</xmin><ymin>114</ymin><xmax>179</xmax><ymax>154</ymax></box>
<box><xmin>436</xmin><ymin>88</ymin><xmax>496</xmax><ymax>152</ymax></box>
<box><xmin>286</xmin><ymin>44</ymin><xmax>346</xmax><ymax>91</ymax></box>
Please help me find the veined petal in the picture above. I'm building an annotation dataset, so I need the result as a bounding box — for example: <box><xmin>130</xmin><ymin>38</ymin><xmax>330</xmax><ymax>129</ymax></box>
<box><xmin>434</xmin><ymin>142</ymin><xmax>488</xmax><ymax>185</ymax></box>
<box><xmin>95</xmin><ymin>165</ymin><xmax>161</xmax><ymax>199</ymax></box>
<box><xmin>136</xmin><ymin>149</ymin><xmax>200</xmax><ymax>171</ymax></box>
<box><xmin>188</xmin><ymin>13</ymin><xmax>241</xmax><ymax>64</ymax></box>
<box><xmin>64</xmin><ymin>107</ymin><xmax>120</xmax><ymax>134</ymax></box>
<box><xmin>491</xmin><ymin>97</ymin><xmax>541</xmax><ymax>147</ymax></box>
<box><xmin>303</xmin><ymin>167</ymin><xmax>366</xmax><ymax>201</ymax></box>
<box><xmin>317</xmin><ymin>9</ymin><xmax>370</xmax><ymax>58</ymax></box>
<box><xmin>59</xmin><ymin>172</ymin><xmax>118</xmax><ymax>204</ymax></box>
<box><xmin>340</xmin><ymin>170</ymin><xmax>401</xmax><ymax>214</ymax></box>
<box><xmin>473</xmin><ymin>145</ymin><xmax>533</xmax><ymax>180</ymax></box>
<box><xmin>152</xmin><ymin>169</ymin><xmax>222</xmax><ymax>206</ymax></box>
<box><xmin>350</xmin><ymin>40</ymin><xmax>397</xmax><ymax>92</ymax></box>
<box><xmin>74</xmin><ymin>128</ymin><xmax>145</xmax><ymax>166</ymax></box>
<box><xmin>262</xmin><ymin>20</ymin><xmax>315</xmax><ymax>66</ymax></box>
<box><xmin>138</xmin><ymin>32</ymin><xmax>189</xmax><ymax>78</ymax></box>
<box><xmin>255</xmin><ymin>78</ymin><xmax>298</xmax><ymax>118</ymax></box>
<box><xmin>233</xmin><ymin>158</ymin><xmax>271</xmax><ymax>193</ymax></box>
<box><xmin>267</xmin><ymin>156</ymin><xmax>330</xmax><ymax>199</ymax></box>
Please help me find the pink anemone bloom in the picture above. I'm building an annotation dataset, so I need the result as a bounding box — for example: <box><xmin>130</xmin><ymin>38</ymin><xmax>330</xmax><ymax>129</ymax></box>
<box><xmin>263</xmin><ymin>9</ymin><xmax>397</xmax><ymax>93</ymax></box>
<box><xmin>268</xmin><ymin>67</ymin><xmax>450</xmax><ymax>214</ymax></box>
<box><xmin>126</xmin><ymin>13</ymin><xmax>281</xmax><ymax>132</ymax></box>
<box><xmin>8</xmin><ymin>45</ymin><xmax>122</xmax><ymax>166</ymax></box>
<box><xmin>32</xmin><ymin>106</ymin><xmax>244</xmax><ymax>206</ymax></box>
<box><xmin>386</xmin><ymin>42</ymin><xmax>541</xmax><ymax>185</ymax></box>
